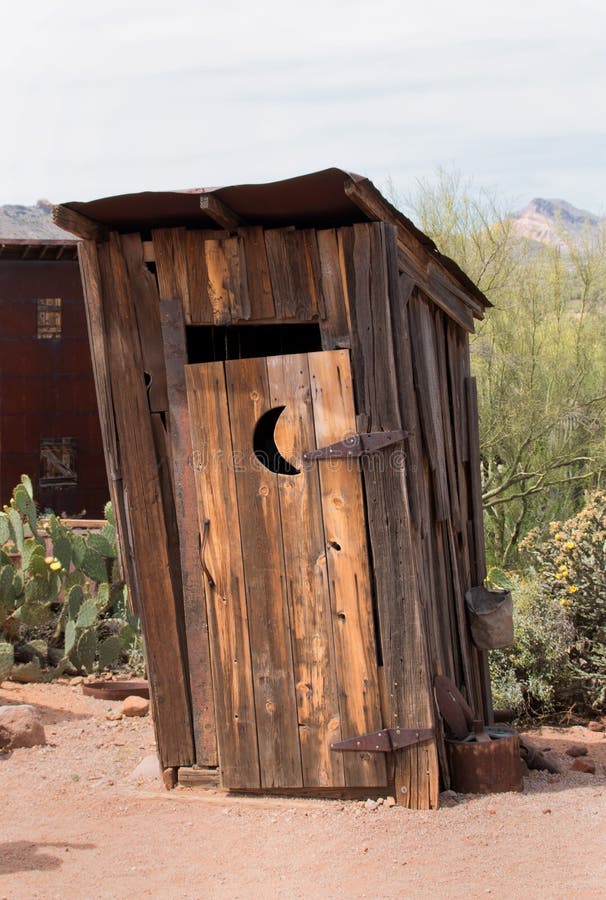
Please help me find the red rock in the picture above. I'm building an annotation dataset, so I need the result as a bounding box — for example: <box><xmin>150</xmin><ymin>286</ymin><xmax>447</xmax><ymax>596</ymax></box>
<box><xmin>0</xmin><ymin>705</ymin><xmax>46</xmax><ymax>749</ymax></box>
<box><xmin>587</xmin><ymin>721</ymin><xmax>604</xmax><ymax>733</ymax></box>
<box><xmin>570</xmin><ymin>758</ymin><xmax>595</xmax><ymax>774</ymax></box>
<box><xmin>120</xmin><ymin>695</ymin><xmax>149</xmax><ymax>717</ymax></box>
<box><xmin>566</xmin><ymin>744</ymin><xmax>588</xmax><ymax>757</ymax></box>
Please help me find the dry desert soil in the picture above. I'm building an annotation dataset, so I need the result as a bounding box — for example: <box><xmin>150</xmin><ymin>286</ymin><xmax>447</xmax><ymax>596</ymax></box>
<box><xmin>1</xmin><ymin>679</ymin><xmax>605</xmax><ymax>899</ymax></box>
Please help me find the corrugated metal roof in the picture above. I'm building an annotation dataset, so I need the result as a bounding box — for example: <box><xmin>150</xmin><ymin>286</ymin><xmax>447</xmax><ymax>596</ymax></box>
<box><xmin>56</xmin><ymin>167</ymin><xmax>489</xmax><ymax>309</ymax></box>
<box><xmin>0</xmin><ymin>238</ymin><xmax>78</xmax><ymax>261</ymax></box>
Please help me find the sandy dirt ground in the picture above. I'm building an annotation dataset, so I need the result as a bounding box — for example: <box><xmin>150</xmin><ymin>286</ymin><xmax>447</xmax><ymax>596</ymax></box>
<box><xmin>1</xmin><ymin>680</ymin><xmax>605</xmax><ymax>899</ymax></box>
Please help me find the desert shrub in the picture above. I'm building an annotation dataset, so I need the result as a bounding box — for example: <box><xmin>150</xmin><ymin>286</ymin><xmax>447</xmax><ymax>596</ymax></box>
<box><xmin>489</xmin><ymin>574</ymin><xmax>574</xmax><ymax>716</ymax></box>
<box><xmin>519</xmin><ymin>490</ymin><xmax>606</xmax><ymax>711</ymax></box>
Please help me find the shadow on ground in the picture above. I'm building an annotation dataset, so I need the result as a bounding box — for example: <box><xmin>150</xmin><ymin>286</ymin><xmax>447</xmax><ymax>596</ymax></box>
<box><xmin>0</xmin><ymin>841</ymin><xmax>95</xmax><ymax>874</ymax></box>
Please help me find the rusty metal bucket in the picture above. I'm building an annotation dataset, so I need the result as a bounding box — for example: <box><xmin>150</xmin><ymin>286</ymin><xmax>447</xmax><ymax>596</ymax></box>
<box><xmin>446</xmin><ymin>726</ymin><xmax>523</xmax><ymax>794</ymax></box>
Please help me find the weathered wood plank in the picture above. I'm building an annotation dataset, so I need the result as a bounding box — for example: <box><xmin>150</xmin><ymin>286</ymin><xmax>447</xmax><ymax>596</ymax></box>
<box><xmin>264</xmin><ymin>228</ymin><xmax>313</xmax><ymax>320</ymax></box>
<box><xmin>407</xmin><ymin>293</ymin><xmax>451</xmax><ymax>521</ymax></box>
<box><xmin>121</xmin><ymin>233</ymin><xmax>168</xmax><ymax>413</ymax></box>
<box><xmin>238</xmin><ymin>226</ymin><xmax>275</xmax><ymax>320</ymax></box>
<box><xmin>267</xmin><ymin>353</ymin><xmax>345</xmax><ymax>788</ymax></box>
<box><xmin>225</xmin><ymin>357</ymin><xmax>303</xmax><ymax>789</ymax></box>
<box><xmin>388</xmin><ymin>271</ymin><xmax>422</xmax><ymax>528</ymax></box>
<box><xmin>340</xmin><ymin>222</ymin><xmax>439</xmax><ymax>808</ymax></box>
<box><xmin>302</xmin><ymin>229</ymin><xmax>325</xmax><ymax>319</ymax></box>
<box><xmin>53</xmin><ymin>205</ymin><xmax>108</xmax><ymax>241</ymax></box>
<box><xmin>308</xmin><ymin>349</ymin><xmax>386</xmax><ymax>789</ymax></box>
<box><xmin>98</xmin><ymin>233</ymin><xmax>194</xmax><ymax>768</ymax></box>
<box><xmin>160</xmin><ymin>299</ymin><xmax>218</xmax><ymax>766</ymax></box>
<box><xmin>203</xmin><ymin>237</ymin><xmax>249</xmax><ymax>324</ymax></box>
<box><xmin>199</xmin><ymin>193</ymin><xmax>243</xmax><ymax>229</ymax></box>
<box><xmin>316</xmin><ymin>229</ymin><xmax>350</xmax><ymax>349</ymax></box>
<box><xmin>434</xmin><ymin>307</ymin><xmax>462</xmax><ymax>531</ymax></box>
<box><xmin>186</xmin><ymin>231</ymin><xmax>213</xmax><ymax>325</ymax></box>
<box><xmin>152</xmin><ymin>228</ymin><xmax>192</xmax><ymax>324</ymax></box>
<box><xmin>264</xmin><ymin>228</ymin><xmax>292</xmax><ymax>318</ymax></box>
<box><xmin>77</xmin><ymin>240</ymin><xmax>138</xmax><ymax>606</ymax></box>
<box><xmin>185</xmin><ymin>362</ymin><xmax>261</xmax><ymax>788</ymax></box>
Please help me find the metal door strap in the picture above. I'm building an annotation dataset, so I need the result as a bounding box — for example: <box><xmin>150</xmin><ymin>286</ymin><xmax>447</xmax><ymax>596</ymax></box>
<box><xmin>331</xmin><ymin>727</ymin><xmax>434</xmax><ymax>753</ymax></box>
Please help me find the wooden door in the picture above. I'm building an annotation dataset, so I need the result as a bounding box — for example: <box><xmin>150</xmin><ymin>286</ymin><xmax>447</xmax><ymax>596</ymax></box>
<box><xmin>185</xmin><ymin>350</ymin><xmax>386</xmax><ymax>791</ymax></box>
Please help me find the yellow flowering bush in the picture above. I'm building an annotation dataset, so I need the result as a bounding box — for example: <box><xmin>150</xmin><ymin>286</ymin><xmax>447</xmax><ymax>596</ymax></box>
<box><xmin>518</xmin><ymin>490</ymin><xmax>606</xmax><ymax>711</ymax></box>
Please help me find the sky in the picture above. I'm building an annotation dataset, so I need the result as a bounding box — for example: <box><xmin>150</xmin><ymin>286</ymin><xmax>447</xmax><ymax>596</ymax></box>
<box><xmin>2</xmin><ymin>0</ymin><xmax>605</xmax><ymax>213</ymax></box>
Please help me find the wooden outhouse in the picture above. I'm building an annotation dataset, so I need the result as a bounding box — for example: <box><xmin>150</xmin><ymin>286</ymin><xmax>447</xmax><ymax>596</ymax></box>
<box><xmin>55</xmin><ymin>168</ymin><xmax>491</xmax><ymax>808</ymax></box>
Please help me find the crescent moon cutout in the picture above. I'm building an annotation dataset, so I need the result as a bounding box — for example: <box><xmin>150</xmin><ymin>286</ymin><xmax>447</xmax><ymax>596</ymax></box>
<box><xmin>253</xmin><ymin>406</ymin><xmax>300</xmax><ymax>476</ymax></box>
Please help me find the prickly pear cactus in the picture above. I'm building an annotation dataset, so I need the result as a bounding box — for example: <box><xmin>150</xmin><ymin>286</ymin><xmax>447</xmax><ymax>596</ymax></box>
<box><xmin>0</xmin><ymin>641</ymin><xmax>13</xmax><ymax>681</ymax></box>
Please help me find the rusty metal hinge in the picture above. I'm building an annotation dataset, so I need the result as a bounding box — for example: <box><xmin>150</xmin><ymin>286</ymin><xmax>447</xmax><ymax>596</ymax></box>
<box><xmin>330</xmin><ymin>727</ymin><xmax>434</xmax><ymax>753</ymax></box>
<box><xmin>303</xmin><ymin>430</ymin><xmax>409</xmax><ymax>462</ymax></box>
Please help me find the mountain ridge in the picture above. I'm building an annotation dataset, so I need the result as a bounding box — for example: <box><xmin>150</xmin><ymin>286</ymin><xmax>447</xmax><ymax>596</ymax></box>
<box><xmin>509</xmin><ymin>197</ymin><xmax>604</xmax><ymax>249</ymax></box>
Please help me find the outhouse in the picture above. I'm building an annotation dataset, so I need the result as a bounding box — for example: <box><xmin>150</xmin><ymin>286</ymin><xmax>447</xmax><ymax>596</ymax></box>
<box><xmin>55</xmin><ymin>168</ymin><xmax>491</xmax><ymax>808</ymax></box>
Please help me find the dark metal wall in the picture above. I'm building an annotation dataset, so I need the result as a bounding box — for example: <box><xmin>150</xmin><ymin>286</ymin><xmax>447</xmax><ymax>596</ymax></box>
<box><xmin>0</xmin><ymin>260</ymin><xmax>108</xmax><ymax>516</ymax></box>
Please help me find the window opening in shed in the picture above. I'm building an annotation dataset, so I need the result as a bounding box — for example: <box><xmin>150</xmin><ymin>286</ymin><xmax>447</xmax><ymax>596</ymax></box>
<box><xmin>37</xmin><ymin>298</ymin><xmax>62</xmax><ymax>339</ymax></box>
<box><xmin>186</xmin><ymin>322</ymin><xmax>322</xmax><ymax>364</ymax></box>
<box><xmin>39</xmin><ymin>438</ymin><xmax>77</xmax><ymax>487</ymax></box>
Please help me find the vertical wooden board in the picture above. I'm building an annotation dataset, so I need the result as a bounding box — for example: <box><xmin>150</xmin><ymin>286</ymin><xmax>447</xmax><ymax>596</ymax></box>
<box><xmin>302</xmin><ymin>229</ymin><xmax>325</xmax><ymax>319</ymax></box>
<box><xmin>98</xmin><ymin>234</ymin><xmax>194</xmax><ymax>768</ymax></box>
<box><xmin>264</xmin><ymin>228</ymin><xmax>293</xmax><ymax>319</ymax></box>
<box><xmin>224</xmin><ymin>235</ymin><xmax>251</xmax><ymax>321</ymax></box>
<box><xmin>344</xmin><ymin>223</ymin><xmax>439</xmax><ymax>807</ymax></box>
<box><xmin>225</xmin><ymin>357</ymin><xmax>303</xmax><ymax>789</ymax></box>
<box><xmin>160</xmin><ymin>299</ymin><xmax>217</xmax><ymax>766</ymax></box>
<box><xmin>387</xmin><ymin>270</ymin><xmax>423</xmax><ymax>528</ymax></box>
<box><xmin>307</xmin><ymin>349</ymin><xmax>386</xmax><ymax>788</ymax></box>
<box><xmin>266</xmin><ymin>354</ymin><xmax>345</xmax><ymax>788</ymax></box>
<box><xmin>284</xmin><ymin>230</ymin><xmax>313</xmax><ymax>320</ymax></box>
<box><xmin>316</xmin><ymin>229</ymin><xmax>350</xmax><ymax>349</ymax></box>
<box><xmin>77</xmin><ymin>241</ymin><xmax>137</xmax><ymax>604</ymax></box>
<box><xmin>186</xmin><ymin>231</ymin><xmax>213</xmax><ymax>324</ymax></box>
<box><xmin>152</xmin><ymin>228</ymin><xmax>191</xmax><ymax>324</ymax></box>
<box><xmin>185</xmin><ymin>362</ymin><xmax>260</xmax><ymax>788</ymax></box>
<box><xmin>204</xmin><ymin>239</ymin><xmax>232</xmax><ymax>325</ymax></box>
<box><xmin>434</xmin><ymin>308</ymin><xmax>462</xmax><ymax>531</ymax></box>
<box><xmin>239</xmin><ymin>226</ymin><xmax>275</xmax><ymax>320</ymax></box>
<box><xmin>408</xmin><ymin>293</ymin><xmax>451</xmax><ymax>521</ymax></box>
<box><xmin>121</xmin><ymin>233</ymin><xmax>168</xmax><ymax>413</ymax></box>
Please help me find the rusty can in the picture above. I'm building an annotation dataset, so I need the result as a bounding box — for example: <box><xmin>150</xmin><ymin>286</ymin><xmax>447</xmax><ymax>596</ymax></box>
<box><xmin>446</xmin><ymin>726</ymin><xmax>523</xmax><ymax>794</ymax></box>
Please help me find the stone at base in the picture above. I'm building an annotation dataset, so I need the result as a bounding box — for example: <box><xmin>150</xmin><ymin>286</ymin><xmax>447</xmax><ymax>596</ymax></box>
<box><xmin>0</xmin><ymin>705</ymin><xmax>46</xmax><ymax>749</ymax></box>
<box><xmin>130</xmin><ymin>754</ymin><xmax>161</xmax><ymax>781</ymax></box>
<box><xmin>120</xmin><ymin>695</ymin><xmax>150</xmax><ymax>717</ymax></box>
<box><xmin>566</xmin><ymin>744</ymin><xmax>588</xmax><ymax>758</ymax></box>
<box><xmin>570</xmin><ymin>757</ymin><xmax>595</xmax><ymax>774</ymax></box>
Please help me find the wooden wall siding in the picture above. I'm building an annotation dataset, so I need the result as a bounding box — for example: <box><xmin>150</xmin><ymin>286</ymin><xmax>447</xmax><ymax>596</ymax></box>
<box><xmin>340</xmin><ymin>221</ymin><xmax>440</xmax><ymax>809</ymax></box>
<box><xmin>96</xmin><ymin>233</ymin><xmax>195</xmax><ymax>768</ymax></box>
<box><xmin>153</xmin><ymin>226</ymin><xmax>331</xmax><ymax>328</ymax></box>
<box><xmin>160</xmin><ymin>298</ymin><xmax>218</xmax><ymax>766</ymax></box>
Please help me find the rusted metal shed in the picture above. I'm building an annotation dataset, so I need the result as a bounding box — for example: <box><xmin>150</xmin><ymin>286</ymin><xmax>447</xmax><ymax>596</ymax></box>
<box><xmin>0</xmin><ymin>239</ymin><xmax>107</xmax><ymax>515</ymax></box>
<box><xmin>55</xmin><ymin>168</ymin><xmax>491</xmax><ymax>808</ymax></box>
